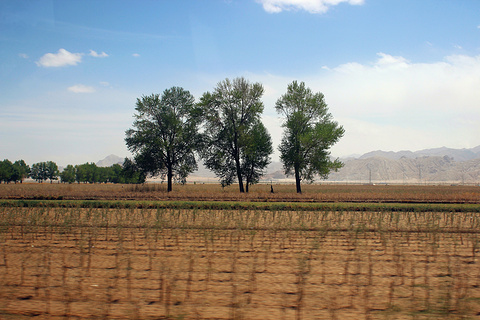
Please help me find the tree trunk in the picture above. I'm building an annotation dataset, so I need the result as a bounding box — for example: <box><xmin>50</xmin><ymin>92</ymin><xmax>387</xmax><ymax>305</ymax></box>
<box><xmin>167</xmin><ymin>166</ymin><xmax>173</xmax><ymax>192</ymax></box>
<box><xmin>235</xmin><ymin>156</ymin><xmax>245</xmax><ymax>193</ymax></box>
<box><xmin>245</xmin><ymin>180</ymin><xmax>249</xmax><ymax>193</ymax></box>
<box><xmin>295</xmin><ymin>168</ymin><xmax>302</xmax><ymax>194</ymax></box>
<box><xmin>237</xmin><ymin>173</ymin><xmax>245</xmax><ymax>193</ymax></box>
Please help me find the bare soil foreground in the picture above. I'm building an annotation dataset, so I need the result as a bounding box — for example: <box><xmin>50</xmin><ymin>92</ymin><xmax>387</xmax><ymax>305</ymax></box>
<box><xmin>1</xmin><ymin>184</ymin><xmax>480</xmax><ymax>319</ymax></box>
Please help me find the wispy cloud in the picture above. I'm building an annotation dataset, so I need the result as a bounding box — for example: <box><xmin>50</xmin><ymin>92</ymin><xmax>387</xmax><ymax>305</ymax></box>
<box><xmin>89</xmin><ymin>50</ymin><xmax>109</xmax><ymax>58</ymax></box>
<box><xmin>257</xmin><ymin>0</ymin><xmax>364</xmax><ymax>14</ymax></box>
<box><xmin>36</xmin><ymin>49</ymin><xmax>83</xmax><ymax>67</ymax></box>
<box><xmin>1</xmin><ymin>91</ymin><xmax>133</xmax><ymax>165</ymax></box>
<box><xmin>132</xmin><ymin>53</ymin><xmax>140</xmax><ymax>57</ymax></box>
<box><xmin>67</xmin><ymin>84</ymin><xmax>95</xmax><ymax>93</ymax></box>
<box><xmin>18</xmin><ymin>53</ymin><xmax>29</xmax><ymax>59</ymax></box>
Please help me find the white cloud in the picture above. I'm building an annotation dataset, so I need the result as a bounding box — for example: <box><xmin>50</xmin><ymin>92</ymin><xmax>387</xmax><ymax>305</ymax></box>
<box><xmin>375</xmin><ymin>52</ymin><xmax>409</xmax><ymax>68</ymax></box>
<box><xmin>67</xmin><ymin>84</ymin><xmax>95</xmax><ymax>93</ymax></box>
<box><xmin>99</xmin><ymin>81</ymin><xmax>110</xmax><ymax>87</ymax></box>
<box><xmin>246</xmin><ymin>53</ymin><xmax>480</xmax><ymax>158</ymax></box>
<box><xmin>36</xmin><ymin>48</ymin><xmax>83</xmax><ymax>67</ymax></box>
<box><xmin>89</xmin><ymin>50</ymin><xmax>109</xmax><ymax>58</ymax></box>
<box><xmin>132</xmin><ymin>53</ymin><xmax>140</xmax><ymax>57</ymax></box>
<box><xmin>328</xmin><ymin>53</ymin><xmax>480</xmax><ymax>116</ymax></box>
<box><xmin>18</xmin><ymin>53</ymin><xmax>29</xmax><ymax>59</ymax></box>
<box><xmin>323</xmin><ymin>54</ymin><xmax>480</xmax><ymax>155</ymax></box>
<box><xmin>258</xmin><ymin>0</ymin><xmax>364</xmax><ymax>14</ymax></box>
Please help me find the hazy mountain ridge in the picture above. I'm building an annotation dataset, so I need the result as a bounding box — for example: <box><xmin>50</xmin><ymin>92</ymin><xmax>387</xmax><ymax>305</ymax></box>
<box><xmin>268</xmin><ymin>145</ymin><xmax>480</xmax><ymax>183</ymax></box>
<box><xmin>328</xmin><ymin>155</ymin><xmax>480</xmax><ymax>183</ymax></box>
<box><xmin>96</xmin><ymin>154</ymin><xmax>124</xmax><ymax>167</ymax></box>
<box><xmin>329</xmin><ymin>145</ymin><xmax>480</xmax><ymax>183</ymax></box>
<box><xmin>359</xmin><ymin>146</ymin><xmax>480</xmax><ymax>162</ymax></box>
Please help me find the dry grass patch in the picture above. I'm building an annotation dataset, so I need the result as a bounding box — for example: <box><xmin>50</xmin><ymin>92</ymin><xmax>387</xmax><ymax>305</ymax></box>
<box><xmin>1</xmin><ymin>183</ymin><xmax>479</xmax><ymax>203</ymax></box>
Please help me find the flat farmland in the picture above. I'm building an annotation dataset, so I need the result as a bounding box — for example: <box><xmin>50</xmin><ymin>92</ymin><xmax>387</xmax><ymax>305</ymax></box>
<box><xmin>1</xmin><ymin>183</ymin><xmax>479</xmax><ymax>203</ymax></box>
<box><xmin>1</xmin><ymin>184</ymin><xmax>480</xmax><ymax>319</ymax></box>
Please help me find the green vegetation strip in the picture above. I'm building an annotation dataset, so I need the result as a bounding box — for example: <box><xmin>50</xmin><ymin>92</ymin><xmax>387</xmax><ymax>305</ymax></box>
<box><xmin>1</xmin><ymin>199</ymin><xmax>479</xmax><ymax>212</ymax></box>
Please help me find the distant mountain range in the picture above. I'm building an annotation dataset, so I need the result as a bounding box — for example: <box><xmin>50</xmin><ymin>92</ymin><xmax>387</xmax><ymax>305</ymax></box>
<box><xmin>265</xmin><ymin>145</ymin><xmax>480</xmax><ymax>184</ymax></box>
<box><xmin>327</xmin><ymin>154</ymin><xmax>480</xmax><ymax>184</ymax></box>
<box><xmin>98</xmin><ymin>145</ymin><xmax>480</xmax><ymax>184</ymax></box>
<box><xmin>96</xmin><ymin>154</ymin><xmax>124</xmax><ymax>167</ymax></box>
<box><xmin>358</xmin><ymin>146</ymin><xmax>480</xmax><ymax>162</ymax></box>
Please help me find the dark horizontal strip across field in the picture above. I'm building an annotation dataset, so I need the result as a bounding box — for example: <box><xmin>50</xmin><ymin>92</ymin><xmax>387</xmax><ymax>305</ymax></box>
<box><xmin>1</xmin><ymin>199</ymin><xmax>480</xmax><ymax>213</ymax></box>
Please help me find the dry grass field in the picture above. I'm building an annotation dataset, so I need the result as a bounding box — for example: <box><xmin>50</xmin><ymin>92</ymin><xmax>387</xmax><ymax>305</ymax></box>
<box><xmin>1</xmin><ymin>183</ymin><xmax>480</xmax><ymax>319</ymax></box>
<box><xmin>1</xmin><ymin>182</ymin><xmax>479</xmax><ymax>203</ymax></box>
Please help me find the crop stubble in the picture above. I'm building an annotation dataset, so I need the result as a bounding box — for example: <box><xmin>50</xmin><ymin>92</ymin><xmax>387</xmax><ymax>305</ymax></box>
<box><xmin>1</xmin><ymin>206</ymin><xmax>480</xmax><ymax>319</ymax></box>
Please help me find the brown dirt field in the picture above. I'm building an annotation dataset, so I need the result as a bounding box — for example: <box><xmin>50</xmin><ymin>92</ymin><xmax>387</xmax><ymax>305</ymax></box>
<box><xmin>1</xmin><ymin>208</ymin><xmax>480</xmax><ymax>319</ymax></box>
<box><xmin>1</xmin><ymin>183</ymin><xmax>479</xmax><ymax>203</ymax></box>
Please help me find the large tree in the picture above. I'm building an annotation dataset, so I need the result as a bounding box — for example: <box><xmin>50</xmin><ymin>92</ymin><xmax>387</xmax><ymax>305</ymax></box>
<box><xmin>30</xmin><ymin>161</ymin><xmax>58</xmax><ymax>183</ymax></box>
<box><xmin>276</xmin><ymin>81</ymin><xmax>344</xmax><ymax>193</ymax></box>
<box><xmin>200</xmin><ymin>77</ymin><xmax>272</xmax><ymax>193</ymax></box>
<box><xmin>125</xmin><ymin>87</ymin><xmax>201</xmax><ymax>192</ymax></box>
<box><xmin>242</xmin><ymin>121</ymin><xmax>273</xmax><ymax>192</ymax></box>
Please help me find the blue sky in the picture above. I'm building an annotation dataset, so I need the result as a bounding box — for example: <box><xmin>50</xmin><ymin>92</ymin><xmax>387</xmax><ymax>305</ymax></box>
<box><xmin>1</xmin><ymin>0</ymin><xmax>480</xmax><ymax>166</ymax></box>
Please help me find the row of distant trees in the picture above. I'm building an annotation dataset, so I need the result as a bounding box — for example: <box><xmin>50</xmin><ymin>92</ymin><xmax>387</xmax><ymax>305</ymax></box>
<box><xmin>0</xmin><ymin>158</ymin><xmax>145</xmax><ymax>184</ymax></box>
<box><xmin>0</xmin><ymin>160</ymin><xmax>30</xmax><ymax>184</ymax></box>
<box><xmin>125</xmin><ymin>77</ymin><xmax>345</xmax><ymax>193</ymax></box>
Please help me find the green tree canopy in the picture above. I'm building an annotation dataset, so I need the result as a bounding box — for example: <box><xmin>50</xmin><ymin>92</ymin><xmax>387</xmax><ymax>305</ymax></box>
<box><xmin>30</xmin><ymin>162</ymin><xmax>47</xmax><ymax>183</ymax></box>
<box><xmin>121</xmin><ymin>158</ymin><xmax>146</xmax><ymax>184</ymax></box>
<box><xmin>109</xmin><ymin>164</ymin><xmax>123</xmax><ymax>184</ymax></box>
<box><xmin>200</xmin><ymin>77</ymin><xmax>272</xmax><ymax>192</ymax></box>
<box><xmin>276</xmin><ymin>81</ymin><xmax>344</xmax><ymax>193</ymax></box>
<box><xmin>60</xmin><ymin>165</ymin><xmax>76</xmax><ymax>183</ymax></box>
<box><xmin>30</xmin><ymin>161</ymin><xmax>59</xmax><ymax>183</ymax></box>
<box><xmin>12</xmin><ymin>160</ymin><xmax>30</xmax><ymax>183</ymax></box>
<box><xmin>0</xmin><ymin>159</ymin><xmax>14</xmax><ymax>183</ymax></box>
<box><xmin>242</xmin><ymin>121</ymin><xmax>273</xmax><ymax>192</ymax></box>
<box><xmin>125</xmin><ymin>87</ymin><xmax>201</xmax><ymax>191</ymax></box>
<box><xmin>45</xmin><ymin>161</ymin><xmax>59</xmax><ymax>183</ymax></box>
<box><xmin>75</xmin><ymin>163</ymin><xmax>97</xmax><ymax>183</ymax></box>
